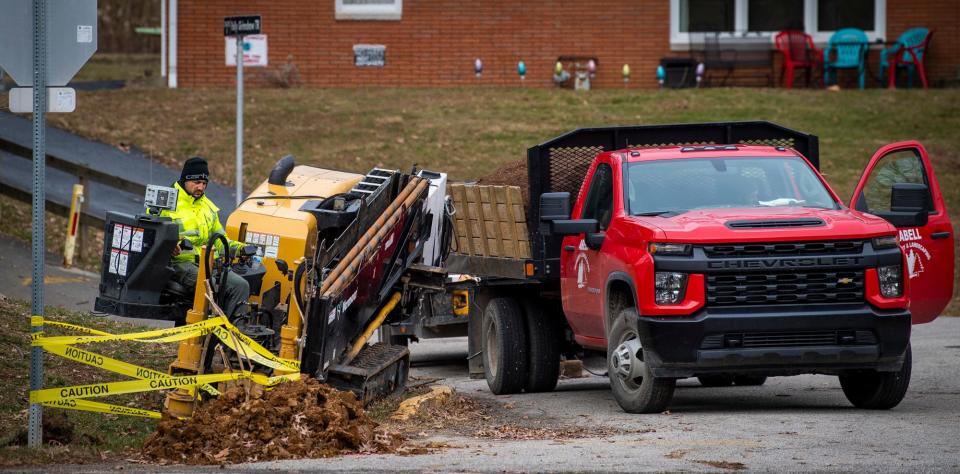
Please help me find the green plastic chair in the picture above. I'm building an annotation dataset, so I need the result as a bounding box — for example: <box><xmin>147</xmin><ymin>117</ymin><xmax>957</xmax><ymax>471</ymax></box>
<box><xmin>880</xmin><ymin>27</ymin><xmax>932</xmax><ymax>89</ymax></box>
<box><xmin>824</xmin><ymin>28</ymin><xmax>868</xmax><ymax>89</ymax></box>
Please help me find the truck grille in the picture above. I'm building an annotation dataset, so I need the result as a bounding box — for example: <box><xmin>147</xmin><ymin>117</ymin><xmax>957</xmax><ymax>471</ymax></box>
<box><xmin>700</xmin><ymin>330</ymin><xmax>878</xmax><ymax>349</ymax></box>
<box><xmin>702</xmin><ymin>240</ymin><xmax>863</xmax><ymax>258</ymax></box>
<box><xmin>705</xmin><ymin>270</ymin><xmax>864</xmax><ymax>306</ymax></box>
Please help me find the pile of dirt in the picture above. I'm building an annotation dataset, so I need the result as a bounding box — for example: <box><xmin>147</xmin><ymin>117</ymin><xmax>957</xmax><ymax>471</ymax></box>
<box><xmin>141</xmin><ymin>378</ymin><xmax>409</xmax><ymax>464</ymax></box>
<box><xmin>477</xmin><ymin>160</ymin><xmax>528</xmax><ymax>189</ymax></box>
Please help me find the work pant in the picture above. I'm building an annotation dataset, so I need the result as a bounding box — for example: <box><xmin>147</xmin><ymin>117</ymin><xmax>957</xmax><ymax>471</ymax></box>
<box><xmin>172</xmin><ymin>261</ymin><xmax>250</xmax><ymax>321</ymax></box>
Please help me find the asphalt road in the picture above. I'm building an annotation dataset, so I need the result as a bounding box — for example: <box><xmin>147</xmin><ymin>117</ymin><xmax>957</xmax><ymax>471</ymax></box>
<box><xmin>4</xmin><ymin>233</ymin><xmax>958</xmax><ymax>473</ymax></box>
<box><xmin>243</xmin><ymin>320</ymin><xmax>960</xmax><ymax>473</ymax></box>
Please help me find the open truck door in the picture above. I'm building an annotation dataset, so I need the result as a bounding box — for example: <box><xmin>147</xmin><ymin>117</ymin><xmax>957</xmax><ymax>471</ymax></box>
<box><xmin>851</xmin><ymin>141</ymin><xmax>954</xmax><ymax>324</ymax></box>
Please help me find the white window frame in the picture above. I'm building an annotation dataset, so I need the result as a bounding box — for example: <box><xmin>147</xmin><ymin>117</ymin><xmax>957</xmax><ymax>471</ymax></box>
<box><xmin>670</xmin><ymin>0</ymin><xmax>886</xmax><ymax>50</ymax></box>
<box><xmin>335</xmin><ymin>0</ymin><xmax>403</xmax><ymax>21</ymax></box>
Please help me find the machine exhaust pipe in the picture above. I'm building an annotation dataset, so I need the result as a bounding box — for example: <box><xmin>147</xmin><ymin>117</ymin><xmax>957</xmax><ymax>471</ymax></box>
<box><xmin>268</xmin><ymin>155</ymin><xmax>296</xmax><ymax>185</ymax></box>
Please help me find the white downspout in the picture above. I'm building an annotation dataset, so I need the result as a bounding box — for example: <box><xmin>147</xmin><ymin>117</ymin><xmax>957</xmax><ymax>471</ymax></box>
<box><xmin>168</xmin><ymin>0</ymin><xmax>177</xmax><ymax>88</ymax></box>
<box><xmin>161</xmin><ymin>0</ymin><xmax>166</xmax><ymax>78</ymax></box>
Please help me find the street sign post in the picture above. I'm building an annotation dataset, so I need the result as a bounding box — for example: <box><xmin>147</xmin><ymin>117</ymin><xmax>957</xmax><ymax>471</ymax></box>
<box><xmin>0</xmin><ymin>0</ymin><xmax>98</xmax><ymax>448</ymax></box>
<box><xmin>224</xmin><ymin>14</ymin><xmax>261</xmax><ymax>206</ymax></box>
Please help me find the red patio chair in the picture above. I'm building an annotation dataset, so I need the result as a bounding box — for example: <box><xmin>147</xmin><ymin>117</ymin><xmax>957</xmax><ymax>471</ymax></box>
<box><xmin>775</xmin><ymin>30</ymin><xmax>823</xmax><ymax>88</ymax></box>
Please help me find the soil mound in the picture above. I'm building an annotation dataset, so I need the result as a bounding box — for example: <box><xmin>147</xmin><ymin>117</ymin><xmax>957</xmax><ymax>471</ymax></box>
<box><xmin>141</xmin><ymin>377</ymin><xmax>405</xmax><ymax>464</ymax></box>
<box><xmin>477</xmin><ymin>160</ymin><xmax>528</xmax><ymax>189</ymax></box>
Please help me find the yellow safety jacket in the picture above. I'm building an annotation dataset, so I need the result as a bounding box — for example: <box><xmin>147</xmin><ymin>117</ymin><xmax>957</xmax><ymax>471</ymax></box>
<box><xmin>160</xmin><ymin>182</ymin><xmax>239</xmax><ymax>263</ymax></box>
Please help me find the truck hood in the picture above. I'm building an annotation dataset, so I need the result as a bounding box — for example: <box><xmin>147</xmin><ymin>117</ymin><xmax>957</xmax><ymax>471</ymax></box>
<box><xmin>635</xmin><ymin>207</ymin><xmax>894</xmax><ymax>243</ymax></box>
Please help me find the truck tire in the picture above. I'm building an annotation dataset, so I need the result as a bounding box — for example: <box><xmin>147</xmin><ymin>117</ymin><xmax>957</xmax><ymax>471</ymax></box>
<box><xmin>839</xmin><ymin>344</ymin><xmax>912</xmax><ymax>410</ymax></box>
<box><xmin>521</xmin><ymin>299</ymin><xmax>561</xmax><ymax>393</ymax></box>
<box><xmin>697</xmin><ymin>375</ymin><xmax>735</xmax><ymax>387</ymax></box>
<box><xmin>483</xmin><ymin>297</ymin><xmax>528</xmax><ymax>395</ymax></box>
<box><xmin>608</xmin><ymin>308</ymin><xmax>675</xmax><ymax>413</ymax></box>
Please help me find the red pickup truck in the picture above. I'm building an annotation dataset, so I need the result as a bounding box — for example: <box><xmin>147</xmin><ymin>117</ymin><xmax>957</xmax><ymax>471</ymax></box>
<box><xmin>443</xmin><ymin>122</ymin><xmax>954</xmax><ymax>413</ymax></box>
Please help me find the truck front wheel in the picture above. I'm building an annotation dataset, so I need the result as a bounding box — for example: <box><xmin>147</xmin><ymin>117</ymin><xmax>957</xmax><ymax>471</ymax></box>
<box><xmin>608</xmin><ymin>308</ymin><xmax>675</xmax><ymax>413</ymax></box>
<box><xmin>483</xmin><ymin>297</ymin><xmax>529</xmax><ymax>395</ymax></box>
<box><xmin>839</xmin><ymin>344</ymin><xmax>911</xmax><ymax>410</ymax></box>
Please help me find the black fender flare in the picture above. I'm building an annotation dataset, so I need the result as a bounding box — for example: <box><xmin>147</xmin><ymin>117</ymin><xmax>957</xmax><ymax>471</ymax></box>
<box><xmin>605</xmin><ymin>271</ymin><xmax>639</xmax><ymax>335</ymax></box>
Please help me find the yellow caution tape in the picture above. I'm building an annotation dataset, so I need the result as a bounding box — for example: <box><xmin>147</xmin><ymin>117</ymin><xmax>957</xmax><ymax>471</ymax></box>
<box><xmin>42</xmin><ymin>399</ymin><xmax>161</xmax><ymax>419</ymax></box>
<box><xmin>32</xmin><ymin>316</ymin><xmax>227</xmax><ymax>346</ymax></box>
<box><xmin>207</xmin><ymin>323</ymin><xmax>300</xmax><ymax>372</ymax></box>
<box><xmin>44</xmin><ymin>344</ymin><xmax>220</xmax><ymax>397</ymax></box>
<box><xmin>30</xmin><ymin>372</ymin><xmax>248</xmax><ymax>403</ymax></box>
<box><xmin>43</xmin><ymin>320</ymin><xmax>113</xmax><ymax>336</ymax></box>
<box><xmin>30</xmin><ymin>316</ymin><xmax>302</xmax><ymax>419</ymax></box>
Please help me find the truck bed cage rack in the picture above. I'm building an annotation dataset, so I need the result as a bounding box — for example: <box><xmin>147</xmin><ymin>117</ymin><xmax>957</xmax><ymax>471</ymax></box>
<box><xmin>525</xmin><ymin>121</ymin><xmax>820</xmax><ymax>278</ymax></box>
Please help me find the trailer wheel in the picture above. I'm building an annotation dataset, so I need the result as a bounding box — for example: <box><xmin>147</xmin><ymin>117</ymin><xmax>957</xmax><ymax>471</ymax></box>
<box><xmin>522</xmin><ymin>299</ymin><xmax>561</xmax><ymax>393</ymax></box>
<box><xmin>840</xmin><ymin>344</ymin><xmax>911</xmax><ymax>410</ymax></box>
<box><xmin>483</xmin><ymin>297</ymin><xmax>528</xmax><ymax>395</ymax></box>
<box><xmin>608</xmin><ymin>308</ymin><xmax>675</xmax><ymax>413</ymax></box>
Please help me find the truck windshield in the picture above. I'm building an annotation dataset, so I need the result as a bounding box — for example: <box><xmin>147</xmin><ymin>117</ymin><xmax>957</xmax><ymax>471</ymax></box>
<box><xmin>626</xmin><ymin>156</ymin><xmax>838</xmax><ymax>215</ymax></box>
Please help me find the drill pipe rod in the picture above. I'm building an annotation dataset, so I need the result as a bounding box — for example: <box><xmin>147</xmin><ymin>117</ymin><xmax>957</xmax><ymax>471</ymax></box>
<box><xmin>320</xmin><ymin>177</ymin><xmax>427</xmax><ymax>297</ymax></box>
<box><xmin>322</xmin><ymin>178</ymin><xmax>427</xmax><ymax>298</ymax></box>
<box><xmin>319</xmin><ymin>177</ymin><xmax>424</xmax><ymax>296</ymax></box>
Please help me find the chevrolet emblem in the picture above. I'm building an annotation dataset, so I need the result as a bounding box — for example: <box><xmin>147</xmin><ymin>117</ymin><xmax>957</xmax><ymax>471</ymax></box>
<box><xmin>838</xmin><ymin>277</ymin><xmax>854</xmax><ymax>285</ymax></box>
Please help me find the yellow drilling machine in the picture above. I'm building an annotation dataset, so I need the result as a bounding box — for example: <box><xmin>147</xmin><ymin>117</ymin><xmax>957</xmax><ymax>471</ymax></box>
<box><xmin>94</xmin><ymin>157</ymin><xmax>450</xmax><ymax>416</ymax></box>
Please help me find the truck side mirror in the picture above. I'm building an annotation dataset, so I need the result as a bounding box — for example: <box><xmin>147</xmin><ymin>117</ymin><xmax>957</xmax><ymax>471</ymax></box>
<box><xmin>875</xmin><ymin>183</ymin><xmax>930</xmax><ymax>228</ymax></box>
<box><xmin>550</xmin><ymin>219</ymin><xmax>599</xmax><ymax>236</ymax></box>
<box><xmin>540</xmin><ymin>192</ymin><xmax>571</xmax><ymax>221</ymax></box>
<box><xmin>275</xmin><ymin>259</ymin><xmax>289</xmax><ymax>275</ymax></box>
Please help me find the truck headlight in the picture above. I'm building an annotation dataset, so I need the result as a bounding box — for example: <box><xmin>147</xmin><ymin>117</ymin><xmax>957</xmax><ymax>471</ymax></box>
<box><xmin>649</xmin><ymin>243</ymin><xmax>692</xmax><ymax>256</ymax></box>
<box><xmin>655</xmin><ymin>272</ymin><xmax>688</xmax><ymax>305</ymax></box>
<box><xmin>878</xmin><ymin>265</ymin><xmax>902</xmax><ymax>298</ymax></box>
<box><xmin>872</xmin><ymin>235</ymin><xmax>899</xmax><ymax>249</ymax></box>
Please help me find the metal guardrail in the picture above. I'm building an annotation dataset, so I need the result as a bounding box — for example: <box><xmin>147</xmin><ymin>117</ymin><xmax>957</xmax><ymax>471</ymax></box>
<box><xmin>0</xmin><ymin>111</ymin><xmax>236</xmax><ymax>229</ymax></box>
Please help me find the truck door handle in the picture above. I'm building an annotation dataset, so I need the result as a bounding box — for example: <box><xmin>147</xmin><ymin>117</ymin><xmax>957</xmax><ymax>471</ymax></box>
<box><xmin>931</xmin><ymin>231</ymin><xmax>951</xmax><ymax>240</ymax></box>
<box><xmin>564</xmin><ymin>245</ymin><xmax>575</xmax><ymax>252</ymax></box>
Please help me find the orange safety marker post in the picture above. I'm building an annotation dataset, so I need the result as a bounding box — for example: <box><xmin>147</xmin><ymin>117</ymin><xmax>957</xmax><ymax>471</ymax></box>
<box><xmin>63</xmin><ymin>184</ymin><xmax>84</xmax><ymax>268</ymax></box>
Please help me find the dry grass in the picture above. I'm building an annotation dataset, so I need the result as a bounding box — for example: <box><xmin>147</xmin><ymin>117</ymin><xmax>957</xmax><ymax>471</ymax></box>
<box><xmin>0</xmin><ymin>297</ymin><xmax>175</xmax><ymax>465</ymax></box>
<box><xmin>1</xmin><ymin>75</ymin><xmax>957</xmax><ymax>312</ymax></box>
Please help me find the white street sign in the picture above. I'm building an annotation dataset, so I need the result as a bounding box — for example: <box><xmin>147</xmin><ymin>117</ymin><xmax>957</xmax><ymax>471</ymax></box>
<box><xmin>9</xmin><ymin>87</ymin><xmax>76</xmax><ymax>113</ymax></box>
<box><xmin>225</xmin><ymin>34</ymin><xmax>268</xmax><ymax>67</ymax></box>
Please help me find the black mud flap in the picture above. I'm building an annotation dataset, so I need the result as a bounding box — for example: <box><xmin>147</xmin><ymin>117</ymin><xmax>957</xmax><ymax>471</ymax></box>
<box><xmin>326</xmin><ymin>342</ymin><xmax>410</xmax><ymax>405</ymax></box>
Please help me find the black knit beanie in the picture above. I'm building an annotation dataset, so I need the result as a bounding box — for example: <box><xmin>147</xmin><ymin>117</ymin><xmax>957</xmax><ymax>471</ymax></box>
<box><xmin>179</xmin><ymin>156</ymin><xmax>209</xmax><ymax>188</ymax></box>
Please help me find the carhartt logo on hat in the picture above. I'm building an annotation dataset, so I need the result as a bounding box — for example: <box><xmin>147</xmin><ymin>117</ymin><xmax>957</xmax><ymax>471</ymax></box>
<box><xmin>180</xmin><ymin>156</ymin><xmax>209</xmax><ymax>182</ymax></box>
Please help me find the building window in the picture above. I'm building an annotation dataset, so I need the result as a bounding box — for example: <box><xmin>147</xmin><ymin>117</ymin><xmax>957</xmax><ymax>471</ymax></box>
<box><xmin>335</xmin><ymin>0</ymin><xmax>402</xmax><ymax>21</ymax></box>
<box><xmin>748</xmin><ymin>0</ymin><xmax>804</xmax><ymax>32</ymax></box>
<box><xmin>817</xmin><ymin>0</ymin><xmax>874</xmax><ymax>31</ymax></box>
<box><xmin>680</xmin><ymin>0</ymin><xmax>735</xmax><ymax>33</ymax></box>
<box><xmin>670</xmin><ymin>0</ymin><xmax>885</xmax><ymax>48</ymax></box>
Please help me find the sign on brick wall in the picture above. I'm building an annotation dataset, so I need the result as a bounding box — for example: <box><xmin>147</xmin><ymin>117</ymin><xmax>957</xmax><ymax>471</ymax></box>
<box><xmin>353</xmin><ymin>44</ymin><xmax>386</xmax><ymax>67</ymax></box>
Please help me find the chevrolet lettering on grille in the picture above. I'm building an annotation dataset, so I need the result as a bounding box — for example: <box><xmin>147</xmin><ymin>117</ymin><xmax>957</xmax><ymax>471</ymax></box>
<box><xmin>706</xmin><ymin>256</ymin><xmax>864</xmax><ymax>269</ymax></box>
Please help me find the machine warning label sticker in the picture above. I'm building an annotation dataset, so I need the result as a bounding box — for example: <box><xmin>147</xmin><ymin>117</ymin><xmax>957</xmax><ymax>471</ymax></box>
<box><xmin>112</xmin><ymin>224</ymin><xmax>124</xmax><ymax>248</ymax></box>
<box><xmin>131</xmin><ymin>228</ymin><xmax>144</xmax><ymax>252</ymax></box>
<box><xmin>108</xmin><ymin>250</ymin><xmax>118</xmax><ymax>274</ymax></box>
<box><xmin>245</xmin><ymin>232</ymin><xmax>280</xmax><ymax>259</ymax></box>
<box><xmin>118</xmin><ymin>251</ymin><xmax>128</xmax><ymax>276</ymax></box>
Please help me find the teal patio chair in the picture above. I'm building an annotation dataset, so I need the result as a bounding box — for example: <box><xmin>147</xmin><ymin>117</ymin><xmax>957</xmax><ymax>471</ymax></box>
<box><xmin>824</xmin><ymin>28</ymin><xmax>868</xmax><ymax>89</ymax></box>
<box><xmin>880</xmin><ymin>27</ymin><xmax>933</xmax><ymax>89</ymax></box>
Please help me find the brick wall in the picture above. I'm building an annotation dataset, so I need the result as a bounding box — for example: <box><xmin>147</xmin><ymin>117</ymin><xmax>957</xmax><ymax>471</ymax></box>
<box><xmin>887</xmin><ymin>0</ymin><xmax>959</xmax><ymax>84</ymax></box>
<box><xmin>177</xmin><ymin>0</ymin><xmax>958</xmax><ymax>88</ymax></box>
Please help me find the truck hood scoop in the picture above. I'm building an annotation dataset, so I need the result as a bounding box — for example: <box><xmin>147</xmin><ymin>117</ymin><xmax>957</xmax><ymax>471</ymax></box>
<box><xmin>725</xmin><ymin>218</ymin><xmax>825</xmax><ymax>229</ymax></box>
